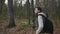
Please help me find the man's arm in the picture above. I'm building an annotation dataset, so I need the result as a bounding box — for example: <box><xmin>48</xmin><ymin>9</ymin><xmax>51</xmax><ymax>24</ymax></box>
<box><xmin>36</xmin><ymin>16</ymin><xmax>44</xmax><ymax>34</ymax></box>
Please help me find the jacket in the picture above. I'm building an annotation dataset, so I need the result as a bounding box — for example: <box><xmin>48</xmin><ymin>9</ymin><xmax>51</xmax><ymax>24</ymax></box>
<box><xmin>36</xmin><ymin>12</ymin><xmax>47</xmax><ymax>34</ymax></box>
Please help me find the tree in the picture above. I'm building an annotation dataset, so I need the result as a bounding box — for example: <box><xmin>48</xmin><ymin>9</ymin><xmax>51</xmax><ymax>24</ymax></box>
<box><xmin>0</xmin><ymin>0</ymin><xmax>5</xmax><ymax>15</ymax></box>
<box><xmin>13</xmin><ymin>0</ymin><xmax>18</xmax><ymax>16</ymax></box>
<box><xmin>18</xmin><ymin>0</ymin><xmax>22</xmax><ymax>14</ymax></box>
<box><xmin>57</xmin><ymin>0</ymin><xmax>60</xmax><ymax>17</ymax></box>
<box><xmin>36</xmin><ymin>0</ymin><xmax>39</xmax><ymax>7</ymax></box>
<box><xmin>8</xmin><ymin>0</ymin><xmax>15</xmax><ymax>28</ymax></box>
<box><xmin>31</xmin><ymin>0</ymin><xmax>35</xmax><ymax>28</ymax></box>
<box><xmin>26</xmin><ymin>0</ymin><xmax>30</xmax><ymax>24</ymax></box>
<box><xmin>31</xmin><ymin>0</ymin><xmax>34</xmax><ymax>21</ymax></box>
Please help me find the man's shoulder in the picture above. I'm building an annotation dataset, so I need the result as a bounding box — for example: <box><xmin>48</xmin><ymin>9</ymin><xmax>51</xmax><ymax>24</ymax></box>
<box><xmin>38</xmin><ymin>12</ymin><xmax>47</xmax><ymax>17</ymax></box>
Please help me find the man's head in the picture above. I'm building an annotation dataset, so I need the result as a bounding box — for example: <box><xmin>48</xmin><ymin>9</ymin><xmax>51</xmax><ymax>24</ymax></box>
<box><xmin>34</xmin><ymin>7</ymin><xmax>42</xmax><ymax>14</ymax></box>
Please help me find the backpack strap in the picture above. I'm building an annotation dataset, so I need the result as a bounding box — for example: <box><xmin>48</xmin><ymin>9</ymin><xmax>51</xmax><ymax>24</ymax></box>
<box><xmin>38</xmin><ymin>14</ymin><xmax>46</xmax><ymax>18</ymax></box>
<box><xmin>38</xmin><ymin>14</ymin><xmax>46</xmax><ymax>25</ymax></box>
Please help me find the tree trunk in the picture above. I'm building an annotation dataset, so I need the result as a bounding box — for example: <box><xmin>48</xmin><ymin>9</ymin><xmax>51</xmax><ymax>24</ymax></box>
<box><xmin>31</xmin><ymin>0</ymin><xmax>35</xmax><ymax>28</ymax></box>
<box><xmin>0</xmin><ymin>0</ymin><xmax>5</xmax><ymax>15</ymax></box>
<box><xmin>0</xmin><ymin>0</ymin><xmax>2</xmax><ymax>13</ymax></box>
<box><xmin>31</xmin><ymin>0</ymin><xmax>34</xmax><ymax>22</ymax></box>
<box><xmin>26</xmin><ymin>0</ymin><xmax>30</xmax><ymax>24</ymax></box>
<box><xmin>8</xmin><ymin>0</ymin><xmax>15</xmax><ymax>28</ymax></box>
<box><xmin>36</xmin><ymin>0</ymin><xmax>39</xmax><ymax>7</ymax></box>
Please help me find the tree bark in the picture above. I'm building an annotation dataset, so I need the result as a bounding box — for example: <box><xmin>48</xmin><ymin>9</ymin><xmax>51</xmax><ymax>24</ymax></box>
<box><xmin>0</xmin><ymin>0</ymin><xmax>5</xmax><ymax>15</ymax></box>
<box><xmin>31</xmin><ymin>0</ymin><xmax>35</xmax><ymax>28</ymax></box>
<box><xmin>8</xmin><ymin>0</ymin><xmax>15</xmax><ymax>28</ymax></box>
<box><xmin>36</xmin><ymin>0</ymin><xmax>39</xmax><ymax>7</ymax></box>
<box><xmin>26</xmin><ymin>0</ymin><xmax>30</xmax><ymax>24</ymax></box>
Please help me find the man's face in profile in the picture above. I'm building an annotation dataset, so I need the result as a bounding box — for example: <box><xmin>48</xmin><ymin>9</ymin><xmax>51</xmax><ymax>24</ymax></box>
<box><xmin>34</xmin><ymin>8</ymin><xmax>40</xmax><ymax>14</ymax></box>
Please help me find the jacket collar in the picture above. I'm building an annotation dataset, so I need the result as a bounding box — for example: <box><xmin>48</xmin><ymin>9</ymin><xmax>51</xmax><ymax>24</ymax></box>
<box><xmin>38</xmin><ymin>12</ymin><xmax>47</xmax><ymax>17</ymax></box>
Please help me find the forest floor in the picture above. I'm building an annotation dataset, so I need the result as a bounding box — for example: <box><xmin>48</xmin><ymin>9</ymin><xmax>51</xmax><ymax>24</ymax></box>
<box><xmin>0</xmin><ymin>18</ymin><xmax>60</xmax><ymax>34</ymax></box>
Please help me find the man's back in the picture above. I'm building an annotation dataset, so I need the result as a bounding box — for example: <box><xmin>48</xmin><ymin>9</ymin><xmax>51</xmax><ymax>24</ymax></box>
<box><xmin>36</xmin><ymin>12</ymin><xmax>53</xmax><ymax>34</ymax></box>
<box><xmin>35</xmin><ymin>12</ymin><xmax>47</xmax><ymax>34</ymax></box>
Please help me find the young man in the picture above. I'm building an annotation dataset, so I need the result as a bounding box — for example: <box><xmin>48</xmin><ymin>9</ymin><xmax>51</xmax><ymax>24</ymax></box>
<box><xmin>34</xmin><ymin>7</ymin><xmax>47</xmax><ymax>34</ymax></box>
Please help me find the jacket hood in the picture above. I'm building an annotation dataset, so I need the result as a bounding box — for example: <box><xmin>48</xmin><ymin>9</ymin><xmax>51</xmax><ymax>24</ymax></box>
<box><xmin>38</xmin><ymin>12</ymin><xmax>47</xmax><ymax>17</ymax></box>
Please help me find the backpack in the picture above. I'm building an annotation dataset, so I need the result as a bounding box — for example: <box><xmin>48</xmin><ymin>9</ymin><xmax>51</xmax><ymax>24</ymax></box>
<box><xmin>38</xmin><ymin>14</ymin><xmax>53</xmax><ymax>33</ymax></box>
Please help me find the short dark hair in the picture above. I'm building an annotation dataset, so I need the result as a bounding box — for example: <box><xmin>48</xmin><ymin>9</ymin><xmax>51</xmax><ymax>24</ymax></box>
<box><xmin>35</xmin><ymin>7</ymin><xmax>42</xmax><ymax>12</ymax></box>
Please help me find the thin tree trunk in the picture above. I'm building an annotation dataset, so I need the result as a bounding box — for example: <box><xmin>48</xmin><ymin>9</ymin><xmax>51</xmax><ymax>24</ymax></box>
<box><xmin>31</xmin><ymin>0</ymin><xmax>35</xmax><ymax>28</ymax></box>
<box><xmin>28</xmin><ymin>1</ymin><xmax>30</xmax><ymax>24</ymax></box>
<box><xmin>26</xmin><ymin>0</ymin><xmax>30</xmax><ymax>24</ymax></box>
<box><xmin>0</xmin><ymin>0</ymin><xmax>5</xmax><ymax>15</ymax></box>
<box><xmin>19</xmin><ymin>0</ymin><xmax>22</xmax><ymax>18</ymax></box>
<box><xmin>0</xmin><ymin>0</ymin><xmax>2</xmax><ymax>14</ymax></box>
<box><xmin>8</xmin><ymin>0</ymin><xmax>15</xmax><ymax>28</ymax></box>
<box><xmin>36</xmin><ymin>0</ymin><xmax>39</xmax><ymax>7</ymax></box>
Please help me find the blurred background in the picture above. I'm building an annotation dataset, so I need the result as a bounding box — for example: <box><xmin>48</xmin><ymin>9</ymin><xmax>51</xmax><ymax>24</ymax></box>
<box><xmin>0</xmin><ymin>0</ymin><xmax>60</xmax><ymax>34</ymax></box>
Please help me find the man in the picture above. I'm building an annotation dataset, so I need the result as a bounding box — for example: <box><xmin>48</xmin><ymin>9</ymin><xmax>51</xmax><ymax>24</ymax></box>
<box><xmin>34</xmin><ymin>7</ymin><xmax>47</xmax><ymax>34</ymax></box>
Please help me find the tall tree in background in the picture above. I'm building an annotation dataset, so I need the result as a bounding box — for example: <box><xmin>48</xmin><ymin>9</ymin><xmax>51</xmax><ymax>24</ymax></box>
<box><xmin>57</xmin><ymin>0</ymin><xmax>60</xmax><ymax>17</ymax></box>
<box><xmin>18</xmin><ymin>0</ymin><xmax>22</xmax><ymax>17</ymax></box>
<box><xmin>26</xmin><ymin>0</ymin><xmax>30</xmax><ymax>24</ymax></box>
<box><xmin>19</xmin><ymin>0</ymin><xmax>22</xmax><ymax>10</ymax></box>
<box><xmin>31</xmin><ymin>0</ymin><xmax>35</xmax><ymax>28</ymax></box>
<box><xmin>14</xmin><ymin>0</ymin><xmax>17</xmax><ymax>11</ymax></box>
<box><xmin>0</xmin><ymin>0</ymin><xmax>5</xmax><ymax>15</ymax></box>
<box><xmin>36</xmin><ymin>0</ymin><xmax>39</xmax><ymax>7</ymax></box>
<box><xmin>8</xmin><ymin>0</ymin><xmax>15</xmax><ymax>28</ymax></box>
